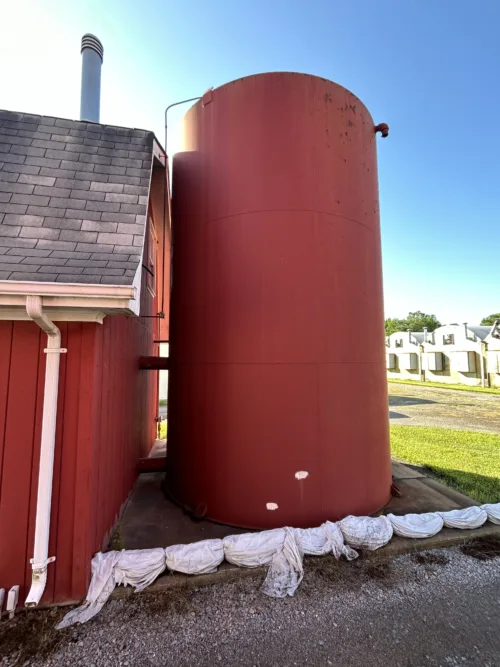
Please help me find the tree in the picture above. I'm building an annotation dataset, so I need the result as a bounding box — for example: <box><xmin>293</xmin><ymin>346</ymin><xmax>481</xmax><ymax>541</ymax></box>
<box><xmin>385</xmin><ymin>311</ymin><xmax>441</xmax><ymax>336</ymax></box>
<box><xmin>481</xmin><ymin>313</ymin><xmax>500</xmax><ymax>326</ymax></box>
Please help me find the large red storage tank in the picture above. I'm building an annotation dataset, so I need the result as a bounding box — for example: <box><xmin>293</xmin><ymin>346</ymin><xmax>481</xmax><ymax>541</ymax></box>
<box><xmin>166</xmin><ymin>72</ymin><xmax>391</xmax><ymax>529</ymax></box>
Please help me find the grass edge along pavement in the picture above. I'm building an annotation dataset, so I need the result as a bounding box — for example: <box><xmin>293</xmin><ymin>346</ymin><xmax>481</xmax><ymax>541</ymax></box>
<box><xmin>388</xmin><ymin>378</ymin><xmax>500</xmax><ymax>395</ymax></box>
<box><xmin>391</xmin><ymin>425</ymin><xmax>500</xmax><ymax>504</ymax></box>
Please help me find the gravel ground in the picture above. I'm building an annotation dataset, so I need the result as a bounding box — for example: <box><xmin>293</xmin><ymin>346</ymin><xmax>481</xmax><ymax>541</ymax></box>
<box><xmin>389</xmin><ymin>383</ymin><xmax>500</xmax><ymax>433</ymax></box>
<box><xmin>2</xmin><ymin>544</ymin><xmax>500</xmax><ymax>667</ymax></box>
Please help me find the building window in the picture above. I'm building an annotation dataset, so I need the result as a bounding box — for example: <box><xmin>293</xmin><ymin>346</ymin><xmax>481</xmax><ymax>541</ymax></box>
<box><xmin>443</xmin><ymin>334</ymin><xmax>454</xmax><ymax>345</ymax></box>
<box><xmin>395</xmin><ymin>339</ymin><xmax>403</xmax><ymax>348</ymax></box>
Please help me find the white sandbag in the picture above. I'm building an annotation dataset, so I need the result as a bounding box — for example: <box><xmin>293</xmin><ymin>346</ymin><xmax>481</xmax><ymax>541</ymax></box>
<box><xmin>261</xmin><ymin>527</ymin><xmax>304</xmax><ymax>598</ymax></box>
<box><xmin>114</xmin><ymin>548</ymin><xmax>166</xmax><ymax>591</ymax></box>
<box><xmin>339</xmin><ymin>515</ymin><xmax>393</xmax><ymax>551</ymax></box>
<box><xmin>481</xmin><ymin>503</ymin><xmax>500</xmax><ymax>525</ymax></box>
<box><xmin>388</xmin><ymin>512</ymin><xmax>444</xmax><ymax>538</ymax></box>
<box><xmin>223</xmin><ymin>529</ymin><xmax>285</xmax><ymax>567</ymax></box>
<box><xmin>165</xmin><ymin>539</ymin><xmax>224</xmax><ymax>575</ymax></box>
<box><xmin>323</xmin><ymin>521</ymin><xmax>359</xmax><ymax>560</ymax></box>
<box><xmin>293</xmin><ymin>525</ymin><xmax>331</xmax><ymax>556</ymax></box>
<box><xmin>56</xmin><ymin>551</ymin><xmax>119</xmax><ymax>629</ymax></box>
<box><xmin>437</xmin><ymin>506</ymin><xmax>488</xmax><ymax>530</ymax></box>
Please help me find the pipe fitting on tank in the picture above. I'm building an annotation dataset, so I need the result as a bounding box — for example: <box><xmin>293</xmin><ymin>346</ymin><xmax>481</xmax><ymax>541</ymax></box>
<box><xmin>375</xmin><ymin>123</ymin><xmax>389</xmax><ymax>138</ymax></box>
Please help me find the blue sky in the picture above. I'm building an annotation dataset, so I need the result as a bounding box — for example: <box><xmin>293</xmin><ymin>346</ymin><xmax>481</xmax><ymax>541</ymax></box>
<box><xmin>1</xmin><ymin>0</ymin><xmax>499</xmax><ymax>324</ymax></box>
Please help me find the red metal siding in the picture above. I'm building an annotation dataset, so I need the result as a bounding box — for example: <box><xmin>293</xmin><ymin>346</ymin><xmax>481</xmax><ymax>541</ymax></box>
<box><xmin>166</xmin><ymin>73</ymin><xmax>391</xmax><ymax>529</ymax></box>
<box><xmin>0</xmin><ymin>309</ymin><xmax>158</xmax><ymax>604</ymax></box>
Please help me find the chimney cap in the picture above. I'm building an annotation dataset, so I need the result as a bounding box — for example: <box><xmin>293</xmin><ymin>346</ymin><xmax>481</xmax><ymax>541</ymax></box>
<box><xmin>81</xmin><ymin>33</ymin><xmax>104</xmax><ymax>62</ymax></box>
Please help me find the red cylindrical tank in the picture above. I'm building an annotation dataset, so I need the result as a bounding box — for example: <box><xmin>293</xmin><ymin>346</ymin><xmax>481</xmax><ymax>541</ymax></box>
<box><xmin>166</xmin><ymin>72</ymin><xmax>391</xmax><ymax>529</ymax></box>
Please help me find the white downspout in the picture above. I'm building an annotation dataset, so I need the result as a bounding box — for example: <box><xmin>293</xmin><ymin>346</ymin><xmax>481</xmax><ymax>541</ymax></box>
<box><xmin>25</xmin><ymin>295</ymin><xmax>66</xmax><ymax>607</ymax></box>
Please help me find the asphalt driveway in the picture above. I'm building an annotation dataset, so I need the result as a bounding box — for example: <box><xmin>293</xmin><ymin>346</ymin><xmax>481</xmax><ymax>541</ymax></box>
<box><xmin>389</xmin><ymin>383</ymin><xmax>500</xmax><ymax>433</ymax></box>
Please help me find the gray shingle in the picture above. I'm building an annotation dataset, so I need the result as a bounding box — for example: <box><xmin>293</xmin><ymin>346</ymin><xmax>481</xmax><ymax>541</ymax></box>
<box><xmin>120</xmin><ymin>203</ymin><xmax>145</xmax><ymax>214</ymax></box>
<box><xmin>94</xmin><ymin>164</ymin><xmax>126</xmax><ymax>176</ymax></box>
<box><xmin>60</xmin><ymin>229</ymin><xmax>97</xmax><ymax>243</ymax></box>
<box><xmin>0</xmin><ymin>203</ymin><xmax>28</xmax><ymax>214</ymax></box>
<box><xmin>104</xmin><ymin>192</ymin><xmax>138</xmax><ymax>204</ymax></box>
<box><xmin>19</xmin><ymin>174</ymin><xmax>56</xmax><ymax>186</ymax></box>
<box><xmin>0</xmin><ymin>262</ymin><xmax>37</xmax><ymax>272</ymax></box>
<box><xmin>11</xmin><ymin>272</ymin><xmax>57</xmax><ymax>281</ymax></box>
<box><xmin>85</xmin><ymin>200</ymin><xmax>119</xmax><ymax>213</ymax></box>
<box><xmin>76</xmin><ymin>242</ymin><xmax>116</xmax><ymax>253</ymax></box>
<box><xmin>36</xmin><ymin>239</ymin><xmax>77</xmax><ymax>251</ymax></box>
<box><xmin>0</xmin><ymin>109</ymin><xmax>155</xmax><ymax>284</ymax></box>
<box><xmin>0</xmin><ymin>254</ymin><xmax>23</xmax><ymax>263</ymax></box>
<box><xmin>34</xmin><ymin>184</ymin><xmax>70</xmax><ymax>198</ymax></box>
<box><xmin>101</xmin><ymin>211</ymin><xmax>136</xmax><ymax>223</ymax></box>
<box><xmin>79</xmin><ymin>153</ymin><xmax>111</xmax><ymax>165</ymax></box>
<box><xmin>43</xmin><ymin>217</ymin><xmax>82</xmax><ymax>230</ymax></box>
<box><xmin>75</xmin><ymin>170</ymin><xmax>108</xmax><ymax>183</ymax></box>
<box><xmin>123</xmin><ymin>184</ymin><xmax>148</xmax><ymax>196</ymax></box>
<box><xmin>56</xmin><ymin>274</ymin><xmax>101</xmax><ymax>283</ymax></box>
<box><xmin>72</xmin><ymin>189</ymin><xmax>104</xmax><ymax>201</ymax></box>
<box><xmin>60</xmin><ymin>159</ymin><xmax>94</xmax><ymax>172</ymax></box>
<box><xmin>50</xmin><ymin>250</ymin><xmax>91</xmax><ymax>259</ymax></box>
<box><xmin>65</xmin><ymin>208</ymin><xmax>100</xmax><ymax>221</ymax></box>
<box><xmin>39</xmin><ymin>265</ymin><xmax>82</xmax><ymax>274</ymax></box>
<box><xmin>60</xmin><ymin>179</ymin><xmax>91</xmax><ymax>191</ymax></box>
<box><xmin>27</xmin><ymin>205</ymin><xmax>65</xmax><ymax>218</ymax></box>
<box><xmin>116</xmin><ymin>223</ymin><xmax>144</xmax><ymax>236</ymax></box>
<box><xmin>97</xmin><ymin>232</ymin><xmax>133</xmax><ymax>245</ymax></box>
<box><xmin>1</xmin><ymin>134</ymin><xmax>32</xmax><ymax>146</ymax></box>
<box><xmin>101</xmin><ymin>276</ymin><xmax>131</xmax><ymax>285</ymax></box>
<box><xmin>66</xmin><ymin>259</ymin><xmax>107</xmax><ymax>268</ymax></box>
<box><xmin>90</xmin><ymin>181</ymin><xmax>123</xmax><ymax>193</ymax></box>
<box><xmin>112</xmin><ymin>245</ymin><xmax>138</xmax><ymax>254</ymax></box>
<box><xmin>0</xmin><ymin>181</ymin><xmax>34</xmax><ymax>194</ymax></box>
<box><xmin>41</xmin><ymin>167</ymin><xmax>76</xmax><ymax>179</ymax></box>
<box><xmin>3</xmin><ymin>163</ymin><xmax>40</xmax><ymax>175</ymax></box>
<box><xmin>10</xmin><ymin>145</ymin><xmax>46</xmax><ymax>158</ymax></box>
<box><xmin>4</xmin><ymin>214</ymin><xmax>44</xmax><ymax>227</ymax></box>
<box><xmin>11</xmin><ymin>193</ymin><xmax>50</xmax><ymax>206</ymax></box>
<box><xmin>109</xmin><ymin>174</ymin><xmax>140</xmax><ymax>186</ymax></box>
<box><xmin>83</xmin><ymin>267</ymin><xmax>124</xmax><ymax>276</ymax></box>
<box><xmin>0</xmin><ymin>236</ymin><xmax>36</xmax><ymax>248</ymax></box>
<box><xmin>7</xmin><ymin>247</ymin><xmax>52</xmax><ymax>257</ymax></box>
<box><xmin>90</xmin><ymin>252</ymin><xmax>123</xmax><ymax>261</ymax></box>
<box><xmin>0</xmin><ymin>172</ymin><xmax>19</xmax><ymax>183</ymax></box>
<box><xmin>20</xmin><ymin>226</ymin><xmax>60</xmax><ymax>240</ymax></box>
<box><xmin>81</xmin><ymin>220</ymin><xmax>117</xmax><ymax>233</ymax></box>
<box><xmin>26</xmin><ymin>156</ymin><xmax>61</xmax><ymax>169</ymax></box>
<box><xmin>22</xmin><ymin>256</ymin><xmax>61</xmax><ymax>265</ymax></box>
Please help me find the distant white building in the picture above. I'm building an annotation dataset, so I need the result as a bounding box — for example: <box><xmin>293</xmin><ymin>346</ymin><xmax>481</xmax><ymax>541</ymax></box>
<box><xmin>485</xmin><ymin>320</ymin><xmax>500</xmax><ymax>388</ymax></box>
<box><xmin>421</xmin><ymin>324</ymin><xmax>490</xmax><ymax>387</ymax></box>
<box><xmin>159</xmin><ymin>343</ymin><xmax>169</xmax><ymax>402</ymax></box>
<box><xmin>386</xmin><ymin>331</ymin><xmax>425</xmax><ymax>380</ymax></box>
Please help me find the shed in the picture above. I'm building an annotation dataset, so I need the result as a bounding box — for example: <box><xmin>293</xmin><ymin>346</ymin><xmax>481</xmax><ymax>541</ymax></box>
<box><xmin>0</xmin><ymin>109</ymin><xmax>170</xmax><ymax>606</ymax></box>
<box><xmin>386</xmin><ymin>331</ymin><xmax>424</xmax><ymax>380</ymax></box>
<box><xmin>421</xmin><ymin>324</ymin><xmax>490</xmax><ymax>387</ymax></box>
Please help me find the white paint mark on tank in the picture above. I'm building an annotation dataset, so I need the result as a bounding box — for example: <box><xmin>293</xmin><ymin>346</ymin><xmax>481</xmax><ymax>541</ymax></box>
<box><xmin>295</xmin><ymin>471</ymin><xmax>309</xmax><ymax>480</ymax></box>
<box><xmin>266</xmin><ymin>502</ymin><xmax>279</xmax><ymax>511</ymax></box>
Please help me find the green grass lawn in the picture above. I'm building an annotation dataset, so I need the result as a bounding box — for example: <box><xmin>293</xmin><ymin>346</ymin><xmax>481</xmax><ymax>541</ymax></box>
<box><xmin>159</xmin><ymin>420</ymin><xmax>167</xmax><ymax>439</ymax></box>
<box><xmin>391</xmin><ymin>425</ymin><xmax>500</xmax><ymax>504</ymax></box>
<box><xmin>388</xmin><ymin>378</ymin><xmax>500</xmax><ymax>395</ymax></box>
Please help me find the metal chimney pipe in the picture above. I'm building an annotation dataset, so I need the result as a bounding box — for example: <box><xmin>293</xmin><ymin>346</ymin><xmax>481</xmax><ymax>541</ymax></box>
<box><xmin>80</xmin><ymin>34</ymin><xmax>103</xmax><ymax>123</ymax></box>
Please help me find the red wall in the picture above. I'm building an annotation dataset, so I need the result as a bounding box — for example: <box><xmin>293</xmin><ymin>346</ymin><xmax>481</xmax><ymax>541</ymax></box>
<box><xmin>0</xmin><ymin>311</ymin><xmax>158</xmax><ymax>604</ymax></box>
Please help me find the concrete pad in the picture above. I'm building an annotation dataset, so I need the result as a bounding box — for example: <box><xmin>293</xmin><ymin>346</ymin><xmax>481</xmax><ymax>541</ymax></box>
<box><xmin>383</xmin><ymin>478</ymin><xmax>463</xmax><ymax>515</ymax></box>
<box><xmin>391</xmin><ymin>461</ymin><xmax>425</xmax><ymax>480</ymax></box>
<box><xmin>117</xmin><ymin>473</ymin><xmax>245</xmax><ymax>551</ymax></box>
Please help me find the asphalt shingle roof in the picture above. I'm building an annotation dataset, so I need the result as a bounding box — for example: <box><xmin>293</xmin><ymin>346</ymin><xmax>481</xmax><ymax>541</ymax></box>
<box><xmin>0</xmin><ymin>110</ymin><xmax>154</xmax><ymax>285</ymax></box>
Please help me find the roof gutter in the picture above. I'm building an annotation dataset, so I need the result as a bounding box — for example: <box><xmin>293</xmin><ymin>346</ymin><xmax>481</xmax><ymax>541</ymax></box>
<box><xmin>0</xmin><ymin>281</ymin><xmax>139</xmax><ymax>318</ymax></box>
<box><xmin>24</xmin><ymin>296</ymin><xmax>66</xmax><ymax>607</ymax></box>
